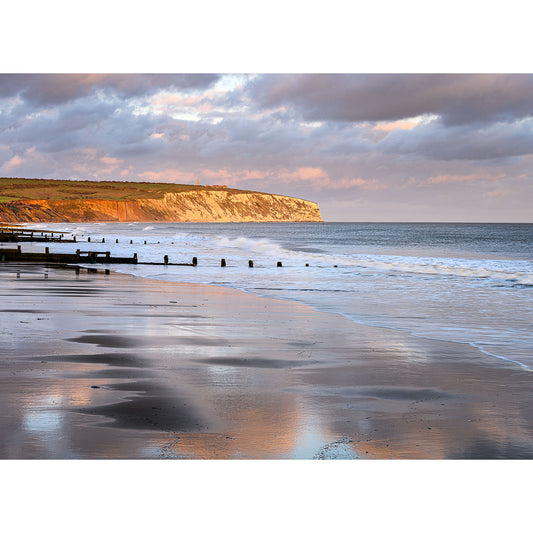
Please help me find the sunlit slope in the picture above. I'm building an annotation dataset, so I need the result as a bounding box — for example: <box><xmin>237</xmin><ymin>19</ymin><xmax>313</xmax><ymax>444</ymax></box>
<box><xmin>0</xmin><ymin>178</ymin><xmax>323</xmax><ymax>222</ymax></box>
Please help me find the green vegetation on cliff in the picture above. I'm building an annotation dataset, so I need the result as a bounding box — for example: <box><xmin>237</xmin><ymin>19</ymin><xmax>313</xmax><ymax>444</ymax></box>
<box><xmin>0</xmin><ymin>177</ymin><xmax>246</xmax><ymax>202</ymax></box>
<box><xmin>0</xmin><ymin>178</ymin><xmax>323</xmax><ymax>223</ymax></box>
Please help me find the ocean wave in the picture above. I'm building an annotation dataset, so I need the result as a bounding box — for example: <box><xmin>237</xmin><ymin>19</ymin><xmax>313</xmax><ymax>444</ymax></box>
<box><xmin>214</xmin><ymin>235</ymin><xmax>289</xmax><ymax>257</ymax></box>
<box><xmin>22</xmin><ymin>222</ymin><xmax>532</xmax><ymax>286</ymax></box>
<box><xmin>205</xmin><ymin>234</ymin><xmax>533</xmax><ymax>285</ymax></box>
<box><xmin>338</xmin><ymin>255</ymin><xmax>533</xmax><ymax>285</ymax></box>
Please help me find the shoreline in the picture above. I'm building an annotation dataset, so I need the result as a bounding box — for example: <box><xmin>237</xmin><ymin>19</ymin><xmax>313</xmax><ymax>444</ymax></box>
<box><xmin>1</xmin><ymin>262</ymin><xmax>533</xmax><ymax>459</ymax></box>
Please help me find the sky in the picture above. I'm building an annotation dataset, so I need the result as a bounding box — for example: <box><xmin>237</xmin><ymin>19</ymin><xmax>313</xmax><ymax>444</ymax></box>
<box><xmin>0</xmin><ymin>73</ymin><xmax>532</xmax><ymax>222</ymax></box>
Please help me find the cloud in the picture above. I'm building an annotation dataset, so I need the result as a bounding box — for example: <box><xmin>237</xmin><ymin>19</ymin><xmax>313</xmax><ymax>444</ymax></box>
<box><xmin>190</xmin><ymin>165</ymin><xmax>388</xmax><ymax>192</ymax></box>
<box><xmin>0</xmin><ymin>74</ymin><xmax>220</xmax><ymax>106</ymax></box>
<box><xmin>248</xmin><ymin>74</ymin><xmax>533</xmax><ymax>125</ymax></box>
<box><xmin>280</xmin><ymin>167</ymin><xmax>387</xmax><ymax>191</ymax></box>
<box><xmin>99</xmin><ymin>156</ymin><xmax>123</xmax><ymax>175</ymax></box>
<box><xmin>3</xmin><ymin>154</ymin><xmax>23</xmax><ymax>170</ymax></box>
<box><xmin>485</xmin><ymin>189</ymin><xmax>512</xmax><ymax>198</ymax></box>
<box><xmin>372</xmin><ymin>119</ymin><xmax>420</xmax><ymax>133</ymax></box>
<box><xmin>379</xmin><ymin>118</ymin><xmax>533</xmax><ymax>160</ymax></box>
<box><xmin>418</xmin><ymin>173</ymin><xmax>503</xmax><ymax>187</ymax></box>
<box><xmin>137</xmin><ymin>169</ymin><xmax>196</xmax><ymax>182</ymax></box>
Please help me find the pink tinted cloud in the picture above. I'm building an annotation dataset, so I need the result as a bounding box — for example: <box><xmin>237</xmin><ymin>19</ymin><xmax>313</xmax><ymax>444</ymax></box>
<box><xmin>372</xmin><ymin>119</ymin><xmax>419</xmax><ymax>133</ymax></box>
<box><xmin>151</xmin><ymin>93</ymin><xmax>222</xmax><ymax>116</ymax></box>
<box><xmin>99</xmin><ymin>156</ymin><xmax>123</xmax><ymax>175</ymax></box>
<box><xmin>3</xmin><ymin>154</ymin><xmax>23</xmax><ymax>171</ymax></box>
<box><xmin>198</xmin><ymin>166</ymin><xmax>388</xmax><ymax>192</ymax></box>
<box><xmin>286</xmin><ymin>167</ymin><xmax>327</xmax><ymax>181</ymax></box>
<box><xmin>203</xmin><ymin>167</ymin><xmax>328</xmax><ymax>187</ymax></box>
<box><xmin>485</xmin><ymin>189</ymin><xmax>512</xmax><ymax>198</ymax></box>
<box><xmin>201</xmin><ymin>168</ymin><xmax>235</xmax><ymax>181</ymax></box>
<box><xmin>282</xmin><ymin>167</ymin><xmax>387</xmax><ymax>191</ymax></box>
<box><xmin>1</xmin><ymin>146</ymin><xmax>38</xmax><ymax>173</ymax></box>
<box><xmin>418</xmin><ymin>173</ymin><xmax>504</xmax><ymax>187</ymax></box>
<box><xmin>137</xmin><ymin>169</ymin><xmax>196</xmax><ymax>183</ymax></box>
<box><xmin>341</xmin><ymin>178</ymin><xmax>388</xmax><ymax>191</ymax></box>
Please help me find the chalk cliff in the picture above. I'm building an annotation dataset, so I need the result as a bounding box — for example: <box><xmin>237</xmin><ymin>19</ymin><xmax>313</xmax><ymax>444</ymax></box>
<box><xmin>0</xmin><ymin>188</ymin><xmax>323</xmax><ymax>223</ymax></box>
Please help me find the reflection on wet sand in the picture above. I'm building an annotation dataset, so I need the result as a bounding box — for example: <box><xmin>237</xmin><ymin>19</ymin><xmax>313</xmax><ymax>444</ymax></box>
<box><xmin>1</xmin><ymin>264</ymin><xmax>533</xmax><ymax>459</ymax></box>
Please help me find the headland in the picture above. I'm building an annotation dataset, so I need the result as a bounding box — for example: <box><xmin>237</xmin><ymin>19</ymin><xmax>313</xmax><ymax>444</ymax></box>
<box><xmin>0</xmin><ymin>178</ymin><xmax>323</xmax><ymax>223</ymax></box>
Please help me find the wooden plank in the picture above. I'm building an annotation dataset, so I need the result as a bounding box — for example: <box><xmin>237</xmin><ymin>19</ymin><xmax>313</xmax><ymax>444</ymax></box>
<box><xmin>0</xmin><ymin>248</ymin><xmax>138</xmax><ymax>264</ymax></box>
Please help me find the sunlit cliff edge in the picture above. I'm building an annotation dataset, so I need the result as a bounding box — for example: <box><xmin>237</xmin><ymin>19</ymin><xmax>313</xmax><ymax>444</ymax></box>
<box><xmin>0</xmin><ymin>178</ymin><xmax>323</xmax><ymax>223</ymax></box>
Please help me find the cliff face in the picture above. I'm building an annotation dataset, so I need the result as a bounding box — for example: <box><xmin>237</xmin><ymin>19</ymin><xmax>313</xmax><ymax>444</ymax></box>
<box><xmin>0</xmin><ymin>190</ymin><xmax>323</xmax><ymax>223</ymax></box>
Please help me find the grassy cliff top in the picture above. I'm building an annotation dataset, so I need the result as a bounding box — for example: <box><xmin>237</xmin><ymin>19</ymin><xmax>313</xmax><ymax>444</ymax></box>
<box><xmin>0</xmin><ymin>178</ymin><xmax>266</xmax><ymax>203</ymax></box>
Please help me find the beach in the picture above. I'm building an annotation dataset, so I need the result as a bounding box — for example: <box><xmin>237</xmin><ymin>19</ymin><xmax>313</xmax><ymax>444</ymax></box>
<box><xmin>2</xmin><ymin>261</ymin><xmax>533</xmax><ymax>459</ymax></box>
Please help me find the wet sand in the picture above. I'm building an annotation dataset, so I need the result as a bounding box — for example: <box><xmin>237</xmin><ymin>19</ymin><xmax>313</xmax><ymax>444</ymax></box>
<box><xmin>1</xmin><ymin>262</ymin><xmax>533</xmax><ymax>459</ymax></box>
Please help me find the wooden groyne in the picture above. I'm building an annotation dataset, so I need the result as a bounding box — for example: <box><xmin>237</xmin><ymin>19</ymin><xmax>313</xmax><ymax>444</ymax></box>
<box><xmin>0</xmin><ymin>247</ymin><xmax>294</xmax><ymax>268</ymax></box>
<box><xmin>0</xmin><ymin>246</ymin><xmax>138</xmax><ymax>264</ymax></box>
<box><xmin>0</xmin><ymin>246</ymin><xmax>200</xmax><ymax>266</ymax></box>
<box><xmin>0</xmin><ymin>228</ymin><xmax>76</xmax><ymax>243</ymax></box>
<box><xmin>0</xmin><ymin>227</ymin><xmax>315</xmax><ymax>269</ymax></box>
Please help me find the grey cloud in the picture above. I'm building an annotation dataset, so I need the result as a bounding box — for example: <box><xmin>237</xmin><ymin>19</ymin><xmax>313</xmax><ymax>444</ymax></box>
<box><xmin>3</xmin><ymin>78</ymin><xmax>531</xmax><ymax>175</ymax></box>
<box><xmin>1</xmin><ymin>97</ymin><xmax>120</xmax><ymax>153</ymax></box>
<box><xmin>248</xmin><ymin>74</ymin><xmax>533</xmax><ymax>125</ymax></box>
<box><xmin>0</xmin><ymin>74</ymin><xmax>220</xmax><ymax>106</ymax></box>
<box><xmin>379</xmin><ymin>119</ymin><xmax>533</xmax><ymax>160</ymax></box>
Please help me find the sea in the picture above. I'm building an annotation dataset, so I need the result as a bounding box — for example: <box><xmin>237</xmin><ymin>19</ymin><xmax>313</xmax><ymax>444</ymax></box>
<box><xmin>19</xmin><ymin>222</ymin><xmax>533</xmax><ymax>370</ymax></box>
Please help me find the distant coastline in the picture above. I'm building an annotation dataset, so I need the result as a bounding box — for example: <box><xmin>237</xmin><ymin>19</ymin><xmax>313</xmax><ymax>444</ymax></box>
<box><xmin>0</xmin><ymin>178</ymin><xmax>323</xmax><ymax>223</ymax></box>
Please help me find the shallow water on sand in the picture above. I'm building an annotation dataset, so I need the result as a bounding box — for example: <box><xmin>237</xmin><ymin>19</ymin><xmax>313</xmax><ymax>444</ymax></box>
<box><xmin>2</xmin><ymin>264</ymin><xmax>533</xmax><ymax>459</ymax></box>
